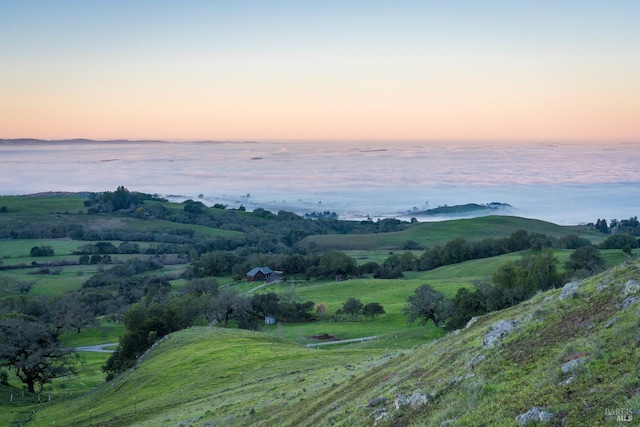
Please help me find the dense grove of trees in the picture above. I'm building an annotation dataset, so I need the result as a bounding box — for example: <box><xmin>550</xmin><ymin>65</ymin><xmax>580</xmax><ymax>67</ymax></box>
<box><xmin>85</xmin><ymin>186</ymin><xmax>167</xmax><ymax>213</ymax></box>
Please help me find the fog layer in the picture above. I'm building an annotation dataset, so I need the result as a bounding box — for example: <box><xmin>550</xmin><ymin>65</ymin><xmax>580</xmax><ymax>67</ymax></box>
<box><xmin>1</xmin><ymin>140</ymin><xmax>638</xmax><ymax>224</ymax></box>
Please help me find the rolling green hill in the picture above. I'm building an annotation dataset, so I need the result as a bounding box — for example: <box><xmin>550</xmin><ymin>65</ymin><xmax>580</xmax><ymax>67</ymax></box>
<box><xmin>26</xmin><ymin>261</ymin><xmax>640</xmax><ymax>426</ymax></box>
<box><xmin>0</xmin><ymin>195</ymin><xmax>242</xmax><ymax>240</ymax></box>
<box><xmin>298</xmin><ymin>216</ymin><xmax>605</xmax><ymax>250</ymax></box>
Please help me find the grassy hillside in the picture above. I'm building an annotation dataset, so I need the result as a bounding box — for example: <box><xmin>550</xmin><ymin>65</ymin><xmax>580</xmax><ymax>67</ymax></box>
<box><xmin>27</xmin><ymin>261</ymin><xmax>640</xmax><ymax>426</ymax></box>
<box><xmin>298</xmin><ymin>216</ymin><xmax>605</xmax><ymax>250</ymax></box>
<box><xmin>0</xmin><ymin>195</ymin><xmax>242</xmax><ymax>239</ymax></box>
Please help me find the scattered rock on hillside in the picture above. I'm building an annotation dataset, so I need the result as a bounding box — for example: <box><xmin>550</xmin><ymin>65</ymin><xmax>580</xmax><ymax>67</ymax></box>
<box><xmin>467</xmin><ymin>354</ymin><xmax>486</xmax><ymax>369</ymax></box>
<box><xmin>515</xmin><ymin>407</ymin><xmax>554</xmax><ymax>425</ymax></box>
<box><xmin>367</xmin><ymin>397</ymin><xmax>387</xmax><ymax>408</ymax></box>
<box><xmin>622</xmin><ymin>279</ymin><xmax>640</xmax><ymax>296</ymax></box>
<box><xmin>596</xmin><ymin>284</ymin><xmax>609</xmax><ymax>293</ymax></box>
<box><xmin>483</xmin><ymin>320</ymin><xmax>518</xmax><ymax>348</ymax></box>
<box><xmin>394</xmin><ymin>390</ymin><xmax>433</xmax><ymax>410</ymax></box>
<box><xmin>368</xmin><ymin>407</ymin><xmax>390</xmax><ymax>426</ymax></box>
<box><xmin>558</xmin><ymin>376</ymin><xmax>574</xmax><ymax>386</ymax></box>
<box><xmin>604</xmin><ymin>317</ymin><xmax>617</xmax><ymax>328</ymax></box>
<box><xmin>450</xmin><ymin>373</ymin><xmax>476</xmax><ymax>385</ymax></box>
<box><xmin>559</xmin><ymin>281</ymin><xmax>581</xmax><ymax>300</ymax></box>
<box><xmin>620</xmin><ymin>296</ymin><xmax>640</xmax><ymax>309</ymax></box>
<box><xmin>465</xmin><ymin>316</ymin><xmax>479</xmax><ymax>328</ymax></box>
<box><xmin>561</xmin><ymin>357</ymin><xmax>587</xmax><ymax>374</ymax></box>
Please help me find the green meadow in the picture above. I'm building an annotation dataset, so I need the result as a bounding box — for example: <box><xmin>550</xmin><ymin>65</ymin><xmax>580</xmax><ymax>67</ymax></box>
<box><xmin>299</xmin><ymin>215</ymin><xmax>606</xmax><ymax>250</ymax></box>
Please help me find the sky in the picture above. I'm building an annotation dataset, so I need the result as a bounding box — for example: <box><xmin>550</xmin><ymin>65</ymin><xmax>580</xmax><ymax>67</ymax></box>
<box><xmin>1</xmin><ymin>1</ymin><xmax>639</xmax><ymax>142</ymax></box>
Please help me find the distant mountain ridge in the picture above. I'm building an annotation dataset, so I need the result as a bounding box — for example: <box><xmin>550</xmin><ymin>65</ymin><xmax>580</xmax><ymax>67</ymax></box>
<box><xmin>0</xmin><ymin>138</ymin><xmax>260</xmax><ymax>145</ymax></box>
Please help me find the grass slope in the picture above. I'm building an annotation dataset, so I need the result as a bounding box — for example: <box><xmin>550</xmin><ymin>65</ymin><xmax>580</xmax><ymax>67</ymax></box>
<box><xmin>298</xmin><ymin>216</ymin><xmax>605</xmax><ymax>250</ymax></box>
<box><xmin>28</xmin><ymin>261</ymin><xmax>640</xmax><ymax>426</ymax></box>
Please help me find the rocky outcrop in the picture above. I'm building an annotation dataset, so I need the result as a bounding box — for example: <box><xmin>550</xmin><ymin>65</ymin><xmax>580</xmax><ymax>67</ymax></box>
<box><xmin>465</xmin><ymin>316</ymin><xmax>479</xmax><ymax>328</ymax></box>
<box><xmin>622</xmin><ymin>279</ymin><xmax>640</xmax><ymax>296</ymax></box>
<box><xmin>394</xmin><ymin>390</ymin><xmax>433</xmax><ymax>410</ymax></box>
<box><xmin>368</xmin><ymin>407</ymin><xmax>390</xmax><ymax>426</ymax></box>
<box><xmin>618</xmin><ymin>279</ymin><xmax>640</xmax><ymax>309</ymax></box>
<box><xmin>620</xmin><ymin>296</ymin><xmax>639</xmax><ymax>309</ymax></box>
<box><xmin>515</xmin><ymin>407</ymin><xmax>554</xmax><ymax>425</ymax></box>
<box><xmin>559</xmin><ymin>281</ymin><xmax>581</xmax><ymax>300</ymax></box>
<box><xmin>561</xmin><ymin>357</ymin><xmax>587</xmax><ymax>374</ymax></box>
<box><xmin>483</xmin><ymin>320</ymin><xmax>518</xmax><ymax>348</ymax></box>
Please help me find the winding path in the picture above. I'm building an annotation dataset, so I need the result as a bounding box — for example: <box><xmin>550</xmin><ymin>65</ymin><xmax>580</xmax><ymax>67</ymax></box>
<box><xmin>245</xmin><ymin>279</ymin><xmax>281</xmax><ymax>294</ymax></box>
<box><xmin>305</xmin><ymin>336</ymin><xmax>379</xmax><ymax>347</ymax></box>
<box><xmin>75</xmin><ymin>342</ymin><xmax>118</xmax><ymax>353</ymax></box>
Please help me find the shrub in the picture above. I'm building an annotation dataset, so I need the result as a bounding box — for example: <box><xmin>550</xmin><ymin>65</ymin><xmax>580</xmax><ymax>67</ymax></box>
<box><xmin>30</xmin><ymin>246</ymin><xmax>54</xmax><ymax>256</ymax></box>
<box><xmin>599</xmin><ymin>233</ymin><xmax>639</xmax><ymax>249</ymax></box>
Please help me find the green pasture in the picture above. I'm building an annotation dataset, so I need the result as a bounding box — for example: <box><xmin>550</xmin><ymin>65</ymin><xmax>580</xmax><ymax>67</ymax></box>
<box><xmin>345</xmin><ymin>249</ymin><xmax>422</xmax><ymax>265</ymax></box>
<box><xmin>0</xmin><ymin>239</ymin><xmax>172</xmax><ymax>263</ymax></box>
<box><xmin>266</xmin><ymin>313</ymin><xmax>445</xmax><ymax>349</ymax></box>
<box><xmin>0</xmin><ymin>265</ymin><xmax>99</xmax><ymax>296</ymax></box>
<box><xmin>59</xmin><ymin>318</ymin><xmax>125</xmax><ymax>348</ymax></box>
<box><xmin>299</xmin><ymin>215</ymin><xmax>606</xmax><ymax>250</ymax></box>
<box><xmin>244</xmin><ymin>248</ymin><xmax>632</xmax><ymax>350</ymax></box>
<box><xmin>0</xmin><ymin>238</ymin><xmax>80</xmax><ymax>258</ymax></box>
<box><xmin>259</xmin><ymin>251</ymin><xmax>526</xmax><ymax>310</ymax></box>
<box><xmin>0</xmin><ymin>195</ymin><xmax>87</xmax><ymax>215</ymax></box>
<box><xmin>249</xmin><ymin>254</ymin><xmax>522</xmax><ymax>347</ymax></box>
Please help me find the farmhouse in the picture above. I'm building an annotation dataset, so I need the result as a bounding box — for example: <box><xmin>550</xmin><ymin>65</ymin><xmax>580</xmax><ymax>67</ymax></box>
<box><xmin>246</xmin><ymin>266</ymin><xmax>276</xmax><ymax>282</ymax></box>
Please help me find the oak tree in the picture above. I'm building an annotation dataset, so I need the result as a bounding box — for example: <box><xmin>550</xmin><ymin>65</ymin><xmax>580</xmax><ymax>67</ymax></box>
<box><xmin>0</xmin><ymin>317</ymin><xmax>78</xmax><ymax>393</ymax></box>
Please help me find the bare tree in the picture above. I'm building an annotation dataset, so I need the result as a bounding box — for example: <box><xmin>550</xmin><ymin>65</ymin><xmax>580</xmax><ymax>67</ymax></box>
<box><xmin>47</xmin><ymin>293</ymin><xmax>96</xmax><ymax>334</ymax></box>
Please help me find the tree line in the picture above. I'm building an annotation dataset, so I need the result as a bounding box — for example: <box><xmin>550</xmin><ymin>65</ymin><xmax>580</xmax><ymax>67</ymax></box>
<box><xmin>405</xmin><ymin>245</ymin><xmax>607</xmax><ymax>331</ymax></box>
<box><xmin>593</xmin><ymin>216</ymin><xmax>640</xmax><ymax>236</ymax></box>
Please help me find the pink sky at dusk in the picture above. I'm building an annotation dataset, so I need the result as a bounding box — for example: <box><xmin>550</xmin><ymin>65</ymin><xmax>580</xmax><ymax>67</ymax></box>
<box><xmin>1</xmin><ymin>1</ymin><xmax>639</xmax><ymax>142</ymax></box>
